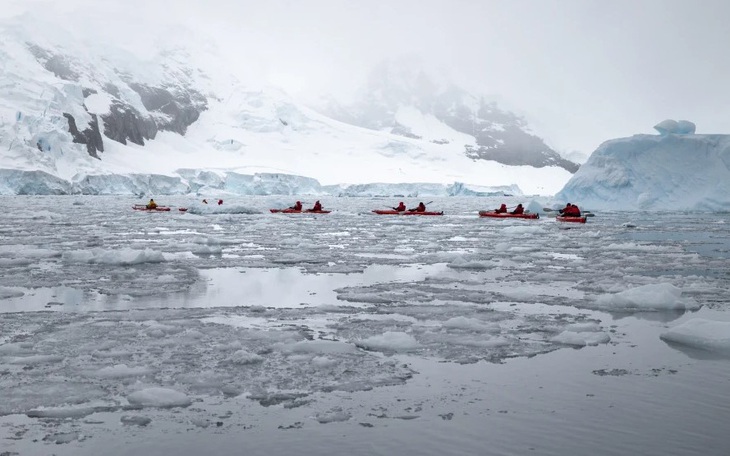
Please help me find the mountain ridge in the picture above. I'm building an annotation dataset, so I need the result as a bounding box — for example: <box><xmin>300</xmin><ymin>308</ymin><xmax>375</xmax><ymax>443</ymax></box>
<box><xmin>0</xmin><ymin>14</ymin><xmax>574</xmax><ymax>195</ymax></box>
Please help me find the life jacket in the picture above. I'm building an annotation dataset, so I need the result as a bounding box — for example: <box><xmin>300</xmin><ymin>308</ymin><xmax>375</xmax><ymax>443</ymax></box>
<box><xmin>567</xmin><ymin>205</ymin><xmax>581</xmax><ymax>216</ymax></box>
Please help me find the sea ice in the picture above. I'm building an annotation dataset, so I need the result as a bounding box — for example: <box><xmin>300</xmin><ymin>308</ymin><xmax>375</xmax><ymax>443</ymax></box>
<box><xmin>591</xmin><ymin>283</ymin><xmax>699</xmax><ymax>312</ymax></box>
<box><xmin>660</xmin><ymin>319</ymin><xmax>730</xmax><ymax>353</ymax></box>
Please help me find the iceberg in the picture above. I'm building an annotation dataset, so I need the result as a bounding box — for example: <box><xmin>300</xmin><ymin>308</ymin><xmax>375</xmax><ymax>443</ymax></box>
<box><xmin>555</xmin><ymin>130</ymin><xmax>730</xmax><ymax>211</ymax></box>
<box><xmin>653</xmin><ymin>119</ymin><xmax>696</xmax><ymax>135</ymax></box>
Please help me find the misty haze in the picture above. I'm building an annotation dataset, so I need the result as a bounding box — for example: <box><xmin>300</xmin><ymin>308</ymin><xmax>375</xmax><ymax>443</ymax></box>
<box><xmin>1</xmin><ymin>1</ymin><xmax>729</xmax><ymax>455</ymax></box>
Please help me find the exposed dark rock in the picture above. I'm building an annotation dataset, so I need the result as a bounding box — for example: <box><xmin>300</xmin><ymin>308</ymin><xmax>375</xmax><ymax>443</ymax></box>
<box><xmin>321</xmin><ymin>60</ymin><xmax>580</xmax><ymax>173</ymax></box>
<box><xmin>63</xmin><ymin>113</ymin><xmax>104</xmax><ymax>159</ymax></box>
<box><xmin>104</xmin><ymin>83</ymin><xmax>121</xmax><ymax>99</ymax></box>
<box><xmin>27</xmin><ymin>44</ymin><xmax>80</xmax><ymax>81</ymax></box>
<box><xmin>101</xmin><ymin>101</ymin><xmax>158</xmax><ymax>146</ymax></box>
<box><xmin>129</xmin><ymin>83</ymin><xmax>207</xmax><ymax>135</ymax></box>
<box><xmin>391</xmin><ymin>122</ymin><xmax>421</xmax><ymax>139</ymax></box>
<box><xmin>82</xmin><ymin>88</ymin><xmax>97</xmax><ymax>98</ymax></box>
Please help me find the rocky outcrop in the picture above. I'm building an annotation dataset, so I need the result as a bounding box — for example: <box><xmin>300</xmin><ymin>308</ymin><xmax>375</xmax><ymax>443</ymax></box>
<box><xmin>320</xmin><ymin>60</ymin><xmax>580</xmax><ymax>173</ymax></box>
<box><xmin>129</xmin><ymin>83</ymin><xmax>207</xmax><ymax>135</ymax></box>
<box><xmin>26</xmin><ymin>45</ymin><xmax>208</xmax><ymax>155</ymax></box>
<box><xmin>63</xmin><ymin>113</ymin><xmax>104</xmax><ymax>159</ymax></box>
<box><xmin>101</xmin><ymin>101</ymin><xmax>158</xmax><ymax>146</ymax></box>
<box><xmin>27</xmin><ymin>44</ymin><xmax>80</xmax><ymax>81</ymax></box>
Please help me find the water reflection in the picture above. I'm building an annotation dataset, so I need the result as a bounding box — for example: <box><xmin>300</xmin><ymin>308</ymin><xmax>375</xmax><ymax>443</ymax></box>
<box><xmin>1</xmin><ymin>263</ymin><xmax>451</xmax><ymax>312</ymax></box>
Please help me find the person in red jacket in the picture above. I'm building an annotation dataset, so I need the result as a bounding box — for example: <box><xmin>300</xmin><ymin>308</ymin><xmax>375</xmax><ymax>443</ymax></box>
<box><xmin>409</xmin><ymin>202</ymin><xmax>426</xmax><ymax>212</ymax></box>
<box><xmin>308</xmin><ymin>200</ymin><xmax>323</xmax><ymax>212</ymax></box>
<box><xmin>495</xmin><ymin>203</ymin><xmax>508</xmax><ymax>213</ymax></box>
<box><xmin>217</xmin><ymin>199</ymin><xmax>223</xmax><ymax>205</ymax></box>
<box><xmin>510</xmin><ymin>204</ymin><xmax>524</xmax><ymax>215</ymax></box>
<box><xmin>560</xmin><ymin>203</ymin><xmax>582</xmax><ymax>217</ymax></box>
<box><xmin>290</xmin><ymin>201</ymin><xmax>303</xmax><ymax>211</ymax></box>
<box><xmin>393</xmin><ymin>202</ymin><xmax>406</xmax><ymax>211</ymax></box>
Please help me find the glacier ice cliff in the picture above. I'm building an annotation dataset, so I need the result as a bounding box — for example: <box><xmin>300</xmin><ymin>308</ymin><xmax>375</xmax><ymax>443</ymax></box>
<box><xmin>0</xmin><ymin>169</ymin><xmax>523</xmax><ymax>198</ymax></box>
<box><xmin>555</xmin><ymin>133</ymin><xmax>730</xmax><ymax>211</ymax></box>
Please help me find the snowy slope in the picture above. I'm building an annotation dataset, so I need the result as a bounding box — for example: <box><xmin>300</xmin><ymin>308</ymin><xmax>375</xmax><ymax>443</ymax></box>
<box><xmin>0</xmin><ymin>12</ymin><xmax>572</xmax><ymax>196</ymax></box>
<box><xmin>555</xmin><ymin>133</ymin><xmax>730</xmax><ymax>211</ymax></box>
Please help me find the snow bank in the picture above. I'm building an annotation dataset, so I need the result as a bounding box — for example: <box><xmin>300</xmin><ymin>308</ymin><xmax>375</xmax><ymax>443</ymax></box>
<box><xmin>591</xmin><ymin>283</ymin><xmax>699</xmax><ymax>312</ymax></box>
<box><xmin>555</xmin><ymin>133</ymin><xmax>730</xmax><ymax>211</ymax></box>
<box><xmin>126</xmin><ymin>387</ymin><xmax>191</xmax><ymax>408</ymax></box>
<box><xmin>660</xmin><ymin>319</ymin><xmax>730</xmax><ymax>353</ymax></box>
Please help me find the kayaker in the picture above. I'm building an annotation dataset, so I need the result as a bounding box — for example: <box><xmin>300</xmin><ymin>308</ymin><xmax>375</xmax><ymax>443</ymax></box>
<box><xmin>290</xmin><ymin>201</ymin><xmax>303</xmax><ymax>211</ymax></box>
<box><xmin>202</xmin><ymin>199</ymin><xmax>208</xmax><ymax>204</ymax></box>
<box><xmin>393</xmin><ymin>202</ymin><xmax>406</xmax><ymax>211</ymax></box>
<box><xmin>560</xmin><ymin>203</ymin><xmax>582</xmax><ymax>217</ymax></box>
<box><xmin>495</xmin><ymin>203</ymin><xmax>508</xmax><ymax>213</ymax></box>
<box><xmin>146</xmin><ymin>199</ymin><xmax>157</xmax><ymax>210</ymax></box>
<box><xmin>409</xmin><ymin>202</ymin><xmax>426</xmax><ymax>212</ymax></box>
<box><xmin>309</xmin><ymin>200</ymin><xmax>323</xmax><ymax>212</ymax></box>
<box><xmin>217</xmin><ymin>199</ymin><xmax>223</xmax><ymax>205</ymax></box>
<box><xmin>510</xmin><ymin>204</ymin><xmax>524</xmax><ymax>215</ymax></box>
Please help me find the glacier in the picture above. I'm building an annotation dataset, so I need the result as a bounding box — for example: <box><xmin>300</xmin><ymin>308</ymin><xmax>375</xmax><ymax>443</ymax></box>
<box><xmin>0</xmin><ymin>169</ymin><xmax>524</xmax><ymax>197</ymax></box>
<box><xmin>0</xmin><ymin>10</ymin><xmax>573</xmax><ymax>197</ymax></box>
<box><xmin>555</xmin><ymin>132</ymin><xmax>730</xmax><ymax>211</ymax></box>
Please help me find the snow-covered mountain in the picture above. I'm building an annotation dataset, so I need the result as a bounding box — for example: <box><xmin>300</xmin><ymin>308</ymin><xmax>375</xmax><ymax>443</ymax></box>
<box><xmin>318</xmin><ymin>58</ymin><xmax>580</xmax><ymax>173</ymax></box>
<box><xmin>555</xmin><ymin>125</ymin><xmax>730</xmax><ymax>211</ymax></box>
<box><xmin>0</xmin><ymin>13</ymin><xmax>573</xmax><ymax>196</ymax></box>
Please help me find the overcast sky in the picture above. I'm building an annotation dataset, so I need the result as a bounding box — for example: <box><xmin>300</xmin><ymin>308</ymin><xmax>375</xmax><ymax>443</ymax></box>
<box><xmin>4</xmin><ymin>0</ymin><xmax>730</xmax><ymax>155</ymax></box>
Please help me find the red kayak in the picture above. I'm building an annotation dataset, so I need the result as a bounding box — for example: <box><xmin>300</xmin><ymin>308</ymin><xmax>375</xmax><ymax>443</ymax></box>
<box><xmin>133</xmin><ymin>205</ymin><xmax>171</xmax><ymax>212</ymax></box>
<box><xmin>479</xmin><ymin>211</ymin><xmax>539</xmax><ymax>219</ymax></box>
<box><xmin>556</xmin><ymin>215</ymin><xmax>587</xmax><ymax>223</ymax></box>
<box><xmin>270</xmin><ymin>209</ymin><xmax>331</xmax><ymax>214</ymax></box>
<box><xmin>372</xmin><ymin>210</ymin><xmax>443</xmax><ymax>216</ymax></box>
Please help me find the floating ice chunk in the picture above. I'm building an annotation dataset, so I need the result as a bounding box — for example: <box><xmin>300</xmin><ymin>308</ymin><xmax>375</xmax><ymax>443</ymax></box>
<box><xmin>591</xmin><ymin>283</ymin><xmax>699</xmax><ymax>311</ymax></box>
<box><xmin>660</xmin><ymin>319</ymin><xmax>730</xmax><ymax>353</ymax></box>
<box><xmin>447</xmin><ymin>256</ymin><xmax>493</xmax><ymax>270</ymax></box>
<box><xmin>127</xmin><ymin>387</ymin><xmax>191</xmax><ymax>408</ymax></box>
<box><xmin>315</xmin><ymin>408</ymin><xmax>351</xmax><ymax>423</ymax></box>
<box><xmin>7</xmin><ymin>354</ymin><xmax>64</xmax><ymax>365</ymax></box>
<box><xmin>311</xmin><ymin>356</ymin><xmax>337</xmax><ymax>369</ymax></box>
<box><xmin>0</xmin><ymin>287</ymin><xmax>24</xmax><ymax>299</ymax></box>
<box><xmin>26</xmin><ymin>406</ymin><xmax>97</xmax><ymax>419</ymax></box>
<box><xmin>442</xmin><ymin>317</ymin><xmax>499</xmax><ymax>333</ymax></box>
<box><xmin>93</xmin><ymin>364</ymin><xmax>154</xmax><ymax>378</ymax></box>
<box><xmin>501</xmin><ymin>225</ymin><xmax>545</xmax><ymax>235</ymax></box>
<box><xmin>551</xmin><ymin>330</ymin><xmax>611</xmax><ymax>347</ymax></box>
<box><xmin>281</xmin><ymin>339</ymin><xmax>359</xmax><ymax>354</ymax></box>
<box><xmin>357</xmin><ymin>331</ymin><xmax>420</xmax><ymax>352</ymax></box>
<box><xmin>62</xmin><ymin>247</ymin><xmax>165</xmax><ymax>265</ymax></box>
<box><xmin>121</xmin><ymin>415</ymin><xmax>152</xmax><ymax>426</ymax></box>
<box><xmin>229</xmin><ymin>349</ymin><xmax>264</xmax><ymax>365</ymax></box>
<box><xmin>0</xmin><ymin>342</ymin><xmax>34</xmax><ymax>354</ymax></box>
